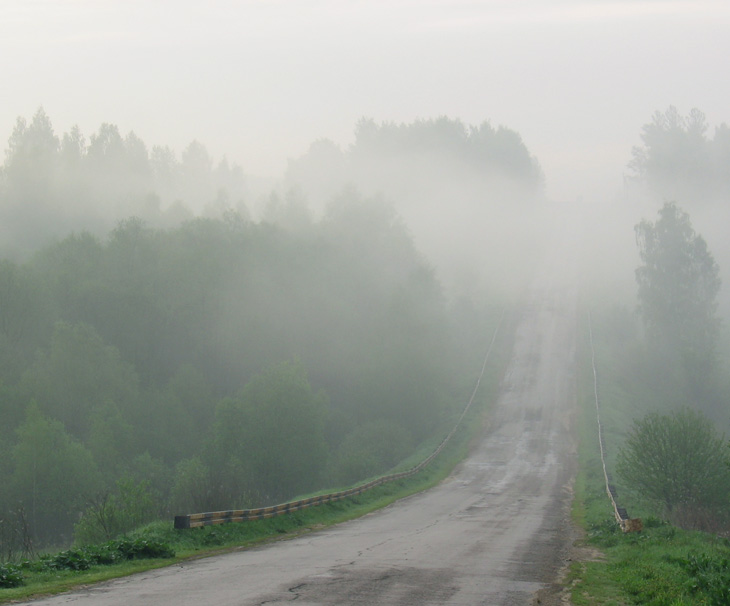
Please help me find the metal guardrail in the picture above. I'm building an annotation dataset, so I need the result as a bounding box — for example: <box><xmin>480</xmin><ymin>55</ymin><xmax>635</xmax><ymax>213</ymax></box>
<box><xmin>174</xmin><ymin>313</ymin><xmax>504</xmax><ymax>530</ymax></box>
<box><xmin>588</xmin><ymin>311</ymin><xmax>642</xmax><ymax>533</ymax></box>
<box><xmin>176</xmin><ymin>462</ymin><xmax>430</xmax><ymax>529</ymax></box>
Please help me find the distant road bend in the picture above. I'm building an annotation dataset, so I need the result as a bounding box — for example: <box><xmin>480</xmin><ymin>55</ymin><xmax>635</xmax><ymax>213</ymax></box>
<box><xmin>22</xmin><ymin>249</ymin><xmax>578</xmax><ymax>605</ymax></box>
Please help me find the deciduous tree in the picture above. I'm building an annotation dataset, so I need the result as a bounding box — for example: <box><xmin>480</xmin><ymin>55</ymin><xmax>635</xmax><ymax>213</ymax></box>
<box><xmin>206</xmin><ymin>360</ymin><xmax>328</xmax><ymax>505</ymax></box>
<box><xmin>635</xmin><ymin>201</ymin><xmax>721</xmax><ymax>382</ymax></box>
<box><xmin>11</xmin><ymin>402</ymin><xmax>101</xmax><ymax>542</ymax></box>
<box><xmin>617</xmin><ymin>409</ymin><xmax>730</xmax><ymax>529</ymax></box>
<box><xmin>629</xmin><ymin>106</ymin><xmax>730</xmax><ymax>203</ymax></box>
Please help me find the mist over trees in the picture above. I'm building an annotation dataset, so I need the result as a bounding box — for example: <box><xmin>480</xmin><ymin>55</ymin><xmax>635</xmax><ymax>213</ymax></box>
<box><xmin>10</xmin><ymin>101</ymin><xmax>730</xmax><ymax>547</ymax></box>
<box><xmin>0</xmin><ymin>204</ymin><xmax>462</xmax><ymax>544</ymax></box>
<box><xmin>597</xmin><ymin>108</ymin><xmax>730</xmax><ymax>531</ymax></box>
<box><xmin>635</xmin><ymin>201</ymin><xmax>721</xmax><ymax>390</ymax></box>
<box><xmin>0</xmin><ymin>110</ymin><xmax>533</xmax><ymax>549</ymax></box>
<box><xmin>629</xmin><ymin>106</ymin><xmax>730</xmax><ymax>206</ymax></box>
<box><xmin>627</xmin><ymin>106</ymin><xmax>730</xmax><ymax>317</ymax></box>
<box><xmin>0</xmin><ymin>108</ymin><xmax>246</xmax><ymax>257</ymax></box>
<box><xmin>285</xmin><ymin>116</ymin><xmax>546</xmax><ymax>298</ymax></box>
<box><xmin>287</xmin><ymin>116</ymin><xmax>543</xmax><ymax>200</ymax></box>
<box><xmin>623</xmin><ymin>109</ymin><xmax>729</xmax><ymax>406</ymax></box>
<box><xmin>617</xmin><ymin>409</ymin><xmax>730</xmax><ymax>531</ymax></box>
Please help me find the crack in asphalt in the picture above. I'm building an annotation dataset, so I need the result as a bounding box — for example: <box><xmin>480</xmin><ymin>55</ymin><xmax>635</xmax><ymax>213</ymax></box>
<box><xmin>287</xmin><ymin>582</ymin><xmax>305</xmax><ymax>600</ymax></box>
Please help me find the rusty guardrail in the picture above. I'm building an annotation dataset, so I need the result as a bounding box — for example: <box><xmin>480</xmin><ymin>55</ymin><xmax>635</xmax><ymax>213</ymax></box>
<box><xmin>176</xmin><ymin>460</ymin><xmax>435</xmax><ymax>529</ymax></box>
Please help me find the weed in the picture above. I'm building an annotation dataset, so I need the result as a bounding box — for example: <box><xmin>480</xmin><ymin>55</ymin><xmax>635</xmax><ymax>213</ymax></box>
<box><xmin>0</xmin><ymin>564</ymin><xmax>23</xmax><ymax>589</ymax></box>
<box><xmin>683</xmin><ymin>553</ymin><xmax>730</xmax><ymax>605</ymax></box>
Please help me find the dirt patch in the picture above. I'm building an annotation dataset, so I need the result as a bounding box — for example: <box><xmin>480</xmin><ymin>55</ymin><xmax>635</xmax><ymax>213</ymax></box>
<box><xmin>530</xmin><ymin>513</ymin><xmax>605</xmax><ymax>606</ymax></box>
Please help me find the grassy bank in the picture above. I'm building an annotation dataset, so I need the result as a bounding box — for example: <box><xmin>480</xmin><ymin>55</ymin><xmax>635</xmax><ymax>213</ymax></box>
<box><xmin>0</xmin><ymin>419</ymin><xmax>481</xmax><ymax>604</ymax></box>
<box><xmin>568</xmin><ymin>309</ymin><xmax>730</xmax><ymax>605</ymax></box>
<box><xmin>0</xmin><ymin>466</ymin><xmax>460</xmax><ymax>604</ymax></box>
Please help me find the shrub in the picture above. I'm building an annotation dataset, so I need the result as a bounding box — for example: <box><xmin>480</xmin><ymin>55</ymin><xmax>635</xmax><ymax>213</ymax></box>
<box><xmin>47</xmin><ymin>548</ymin><xmax>95</xmax><ymax>571</ymax></box>
<box><xmin>617</xmin><ymin>408</ymin><xmax>730</xmax><ymax>529</ymax></box>
<box><xmin>110</xmin><ymin>537</ymin><xmax>175</xmax><ymax>560</ymax></box>
<box><xmin>20</xmin><ymin>538</ymin><xmax>174</xmax><ymax>575</ymax></box>
<box><xmin>75</xmin><ymin>476</ymin><xmax>159</xmax><ymax>545</ymax></box>
<box><xmin>0</xmin><ymin>563</ymin><xmax>23</xmax><ymax>588</ymax></box>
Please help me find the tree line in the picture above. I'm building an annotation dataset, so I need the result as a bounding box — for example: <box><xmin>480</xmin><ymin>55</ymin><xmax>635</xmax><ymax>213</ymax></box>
<box><xmin>0</xmin><ymin>108</ymin><xmax>246</xmax><ymax>257</ymax></box>
<box><xmin>0</xmin><ymin>195</ymin><xmax>489</xmax><ymax>547</ymax></box>
<box><xmin>629</xmin><ymin>105</ymin><xmax>730</xmax><ymax>206</ymax></box>
<box><xmin>599</xmin><ymin>107</ymin><xmax>730</xmax><ymax>532</ymax></box>
<box><xmin>0</xmin><ymin>111</ymin><xmax>532</xmax><ymax>550</ymax></box>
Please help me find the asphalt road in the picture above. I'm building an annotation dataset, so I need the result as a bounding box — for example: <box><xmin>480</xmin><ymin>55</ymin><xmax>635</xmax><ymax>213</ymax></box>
<box><xmin>20</xmin><ymin>257</ymin><xmax>578</xmax><ymax>606</ymax></box>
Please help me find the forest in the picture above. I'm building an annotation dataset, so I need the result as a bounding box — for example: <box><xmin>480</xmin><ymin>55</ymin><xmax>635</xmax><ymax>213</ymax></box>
<box><xmin>3</xmin><ymin>105</ymin><xmax>730</xmax><ymax>558</ymax></box>
<box><xmin>0</xmin><ymin>111</ymin><xmax>533</xmax><ymax>549</ymax></box>
<box><xmin>594</xmin><ymin>107</ymin><xmax>730</xmax><ymax>533</ymax></box>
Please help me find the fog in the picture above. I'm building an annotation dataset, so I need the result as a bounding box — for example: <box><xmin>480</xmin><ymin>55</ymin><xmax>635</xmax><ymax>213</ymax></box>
<box><xmin>4</xmin><ymin>0</ymin><xmax>728</xmax><ymax>302</ymax></box>
<box><xmin>2</xmin><ymin>1</ymin><xmax>730</xmax><ymax>549</ymax></box>
<box><xmin>2</xmin><ymin>1</ymin><xmax>729</xmax><ymax>202</ymax></box>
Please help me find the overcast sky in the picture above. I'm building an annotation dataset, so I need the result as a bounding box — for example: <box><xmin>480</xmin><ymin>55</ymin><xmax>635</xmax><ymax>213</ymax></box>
<box><xmin>1</xmin><ymin>0</ymin><xmax>729</xmax><ymax>201</ymax></box>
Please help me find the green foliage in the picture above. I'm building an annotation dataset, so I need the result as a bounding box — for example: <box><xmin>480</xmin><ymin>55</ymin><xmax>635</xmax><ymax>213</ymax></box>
<box><xmin>0</xmin><ymin>261</ymin><xmax>46</xmax><ymax>379</ymax></box>
<box><xmin>683</xmin><ymin>553</ymin><xmax>730</xmax><ymax>605</ymax></box>
<box><xmin>578</xmin><ymin>463</ymin><xmax>730</xmax><ymax>605</ymax></box>
<box><xmin>617</xmin><ymin>408</ymin><xmax>730</xmax><ymax>527</ymax></box>
<box><xmin>11</xmin><ymin>402</ymin><xmax>101</xmax><ymax>542</ymax></box>
<box><xmin>0</xmin><ymin>360</ymin><xmax>496</xmax><ymax>601</ymax></box>
<box><xmin>0</xmin><ymin>382</ymin><xmax>27</xmax><ymax>447</ymax></box>
<box><xmin>579</xmin><ymin>523</ymin><xmax>730</xmax><ymax>605</ymax></box>
<box><xmin>110</xmin><ymin>537</ymin><xmax>175</xmax><ymax>560</ymax></box>
<box><xmin>328</xmin><ymin>420</ymin><xmax>414</xmax><ymax>485</ymax></box>
<box><xmin>136</xmin><ymin>366</ymin><xmax>215</xmax><ymax>464</ymax></box>
<box><xmin>22</xmin><ymin>321</ymin><xmax>140</xmax><ymax>440</ymax></box>
<box><xmin>74</xmin><ymin>476</ymin><xmax>159</xmax><ymax>545</ymax></box>
<box><xmin>0</xmin><ymin>109</ymin><xmax>246</xmax><ymax>254</ymax></box>
<box><xmin>0</xmin><ymin>112</ymin><xmax>495</xmax><ymax>547</ymax></box>
<box><xmin>37</xmin><ymin>548</ymin><xmax>98</xmax><ymax>572</ymax></box>
<box><xmin>0</xmin><ymin>563</ymin><xmax>23</xmax><ymax>588</ymax></box>
<box><xmin>0</xmin><ymin>537</ymin><xmax>174</xmax><ymax>591</ymax></box>
<box><xmin>629</xmin><ymin>106</ymin><xmax>730</xmax><ymax>204</ymax></box>
<box><xmin>170</xmin><ymin>457</ymin><xmax>211</xmax><ymax>515</ymax></box>
<box><xmin>25</xmin><ymin>537</ymin><xmax>174</xmax><ymax>573</ymax></box>
<box><xmin>206</xmin><ymin>360</ymin><xmax>329</xmax><ymax>506</ymax></box>
<box><xmin>573</xmin><ymin>311</ymin><xmax>730</xmax><ymax>605</ymax></box>
<box><xmin>635</xmin><ymin>201</ymin><xmax>721</xmax><ymax>390</ymax></box>
<box><xmin>86</xmin><ymin>402</ymin><xmax>136</xmax><ymax>476</ymax></box>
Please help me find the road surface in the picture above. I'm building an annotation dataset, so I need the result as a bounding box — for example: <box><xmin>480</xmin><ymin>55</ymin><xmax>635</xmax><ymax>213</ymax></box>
<box><xmin>20</xmin><ymin>258</ymin><xmax>578</xmax><ymax>606</ymax></box>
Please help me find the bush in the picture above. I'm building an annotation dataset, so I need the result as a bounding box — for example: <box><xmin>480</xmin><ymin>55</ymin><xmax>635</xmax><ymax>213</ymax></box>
<box><xmin>0</xmin><ymin>563</ymin><xmax>23</xmax><ymax>588</ymax></box>
<box><xmin>617</xmin><ymin>408</ymin><xmax>730</xmax><ymax>529</ymax></box>
<box><xmin>75</xmin><ymin>476</ymin><xmax>159</xmax><ymax>545</ymax></box>
<box><xmin>46</xmin><ymin>547</ymin><xmax>96</xmax><ymax>571</ymax></box>
<box><xmin>111</xmin><ymin>537</ymin><xmax>175</xmax><ymax>560</ymax></box>
<box><xmin>20</xmin><ymin>538</ymin><xmax>175</xmax><ymax>574</ymax></box>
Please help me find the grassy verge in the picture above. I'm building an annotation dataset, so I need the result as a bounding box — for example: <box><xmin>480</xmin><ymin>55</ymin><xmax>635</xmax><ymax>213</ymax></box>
<box><xmin>0</xmin><ymin>422</ymin><xmax>480</xmax><ymax>604</ymax></box>
<box><xmin>568</xmin><ymin>309</ymin><xmax>730</xmax><ymax>605</ymax></box>
<box><xmin>0</xmin><ymin>314</ymin><xmax>513</xmax><ymax>604</ymax></box>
